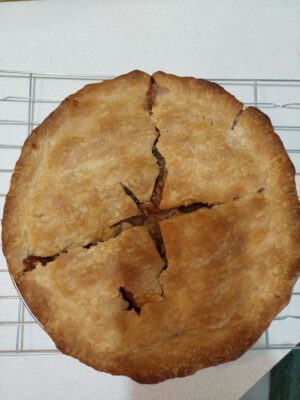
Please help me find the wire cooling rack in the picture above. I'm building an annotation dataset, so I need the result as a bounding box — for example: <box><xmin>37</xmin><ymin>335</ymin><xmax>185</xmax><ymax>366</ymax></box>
<box><xmin>0</xmin><ymin>70</ymin><xmax>299</xmax><ymax>355</ymax></box>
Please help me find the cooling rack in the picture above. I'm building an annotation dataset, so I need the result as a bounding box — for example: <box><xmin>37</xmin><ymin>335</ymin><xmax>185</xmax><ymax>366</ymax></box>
<box><xmin>0</xmin><ymin>70</ymin><xmax>299</xmax><ymax>355</ymax></box>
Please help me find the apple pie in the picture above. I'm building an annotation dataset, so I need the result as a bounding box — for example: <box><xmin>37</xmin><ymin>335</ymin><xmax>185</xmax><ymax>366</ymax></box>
<box><xmin>2</xmin><ymin>71</ymin><xmax>300</xmax><ymax>383</ymax></box>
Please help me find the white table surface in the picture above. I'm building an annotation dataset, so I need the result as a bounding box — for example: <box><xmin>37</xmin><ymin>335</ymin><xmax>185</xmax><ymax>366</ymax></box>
<box><xmin>0</xmin><ymin>1</ymin><xmax>299</xmax><ymax>399</ymax></box>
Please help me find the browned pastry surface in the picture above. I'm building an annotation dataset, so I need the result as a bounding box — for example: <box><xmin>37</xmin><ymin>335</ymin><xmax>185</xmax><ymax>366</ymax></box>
<box><xmin>2</xmin><ymin>71</ymin><xmax>300</xmax><ymax>384</ymax></box>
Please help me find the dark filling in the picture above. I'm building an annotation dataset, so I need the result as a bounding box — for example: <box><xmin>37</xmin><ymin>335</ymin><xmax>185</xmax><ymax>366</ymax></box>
<box><xmin>149</xmin><ymin>132</ymin><xmax>168</xmax><ymax>210</ymax></box>
<box><xmin>231</xmin><ymin>108</ymin><xmax>244</xmax><ymax>130</ymax></box>
<box><xmin>111</xmin><ymin>214</ymin><xmax>147</xmax><ymax>229</ymax></box>
<box><xmin>146</xmin><ymin>222</ymin><xmax>168</xmax><ymax>267</ymax></box>
<box><xmin>120</xmin><ymin>183</ymin><xmax>145</xmax><ymax>214</ymax></box>
<box><xmin>146</xmin><ymin>77</ymin><xmax>159</xmax><ymax>113</ymax></box>
<box><xmin>147</xmin><ymin>78</ymin><xmax>168</xmax><ymax>211</ymax></box>
<box><xmin>23</xmin><ymin>254</ymin><xmax>58</xmax><ymax>269</ymax></box>
<box><xmin>17</xmin><ymin>254</ymin><xmax>60</xmax><ymax>281</ymax></box>
<box><xmin>83</xmin><ymin>242</ymin><xmax>98</xmax><ymax>249</ymax></box>
<box><xmin>177</xmin><ymin>201</ymin><xmax>216</xmax><ymax>213</ymax></box>
<box><xmin>119</xmin><ymin>287</ymin><xmax>141</xmax><ymax>315</ymax></box>
<box><xmin>111</xmin><ymin>201</ymin><xmax>219</xmax><ymax>229</ymax></box>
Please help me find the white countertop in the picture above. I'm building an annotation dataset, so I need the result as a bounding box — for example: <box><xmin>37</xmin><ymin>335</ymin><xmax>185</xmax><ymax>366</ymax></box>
<box><xmin>1</xmin><ymin>0</ymin><xmax>300</xmax><ymax>78</ymax></box>
<box><xmin>0</xmin><ymin>1</ymin><xmax>299</xmax><ymax>399</ymax></box>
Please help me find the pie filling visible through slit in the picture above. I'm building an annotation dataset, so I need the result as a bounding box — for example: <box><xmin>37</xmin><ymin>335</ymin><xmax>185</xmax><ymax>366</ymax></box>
<box><xmin>2</xmin><ymin>71</ymin><xmax>300</xmax><ymax>384</ymax></box>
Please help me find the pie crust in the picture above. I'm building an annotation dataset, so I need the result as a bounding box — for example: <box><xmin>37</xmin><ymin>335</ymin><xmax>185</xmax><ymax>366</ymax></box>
<box><xmin>2</xmin><ymin>71</ymin><xmax>300</xmax><ymax>383</ymax></box>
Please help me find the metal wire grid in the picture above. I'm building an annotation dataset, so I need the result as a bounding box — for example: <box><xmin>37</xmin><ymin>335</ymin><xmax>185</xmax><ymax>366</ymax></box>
<box><xmin>0</xmin><ymin>70</ymin><xmax>299</xmax><ymax>355</ymax></box>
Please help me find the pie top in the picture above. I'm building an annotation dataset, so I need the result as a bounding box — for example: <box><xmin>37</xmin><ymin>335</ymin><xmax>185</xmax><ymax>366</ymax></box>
<box><xmin>2</xmin><ymin>71</ymin><xmax>300</xmax><ymax>384</ymax></box>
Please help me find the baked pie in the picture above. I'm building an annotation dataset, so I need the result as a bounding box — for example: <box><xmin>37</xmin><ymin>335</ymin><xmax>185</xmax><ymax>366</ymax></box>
<box><xmin>2</xmin><ymin>71</ymin><xmax>300</xmax><ymax>383</ymax></box>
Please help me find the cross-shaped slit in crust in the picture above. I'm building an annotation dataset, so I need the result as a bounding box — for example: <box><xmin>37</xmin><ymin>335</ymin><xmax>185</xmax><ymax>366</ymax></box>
<box><xmin>115</xmin><ymin>181</ymin><xmax>221</xmax><ymax>313</ymax></box>
<box><xmin>19</xmin><ymin>77</ymin><xmax>266</xmax><ymax>315</ymax></box>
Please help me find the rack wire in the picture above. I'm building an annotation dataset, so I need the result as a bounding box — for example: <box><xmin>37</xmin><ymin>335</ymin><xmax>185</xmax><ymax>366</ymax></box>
<box><xmin>0</xmin><ymin>70</ymin><xmax>299</xmax><ymax>355</ymax></box>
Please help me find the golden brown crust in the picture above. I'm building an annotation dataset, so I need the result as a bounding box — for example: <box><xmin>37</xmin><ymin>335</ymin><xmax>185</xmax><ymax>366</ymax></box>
<box><xmin>2</xmin><ymin>71</ymin><xmax>300</xmax><ymax>384</ymax></box>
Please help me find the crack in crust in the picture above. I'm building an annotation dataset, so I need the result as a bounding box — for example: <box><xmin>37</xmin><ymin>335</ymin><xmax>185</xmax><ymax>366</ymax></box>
<box><xmin>231</xmin><ymin>108</ymin><xmax>244</xmax><ymax>130</ymax></box>
<box><xmin>146</xmin><ymin>77</ymin><xmax>168</xmax><ymax>212</ymax></box>
<box><xmin>149</xmin><ymin>132</ymin><xmax>167</xmax><ymax>210</ymax></box>
<box><xmin>146</xmin><ymin>222</ymin><xmax>167</xmax><ymax>296</ymax></box>
<box><xmin>18</xmin><ymin>254</ymin><xmax>61</xmax><ymax>281</ymax></box>
<box><xmin>120</xmin><ymin>183</ymin><xmax>146</xmax><ymax>214</ymax></box>
<box><xmin>119</xmin><ymin>287</ymin><xmax>141</xmax><ymax>315</ymax></box>
<box><xmin>111</xmin><ymin>201</ymin><xmax>220</xmax><ymax>230</ymax></box>
<box><xmin>146</xmin><ymin>77</ymin><xmax>159</xmax><ymax>114</ymax></box>
<box><xmin>18</xmin><ymin>233</ymin><xmax>121</xmax><ymax>282</ymax></box>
